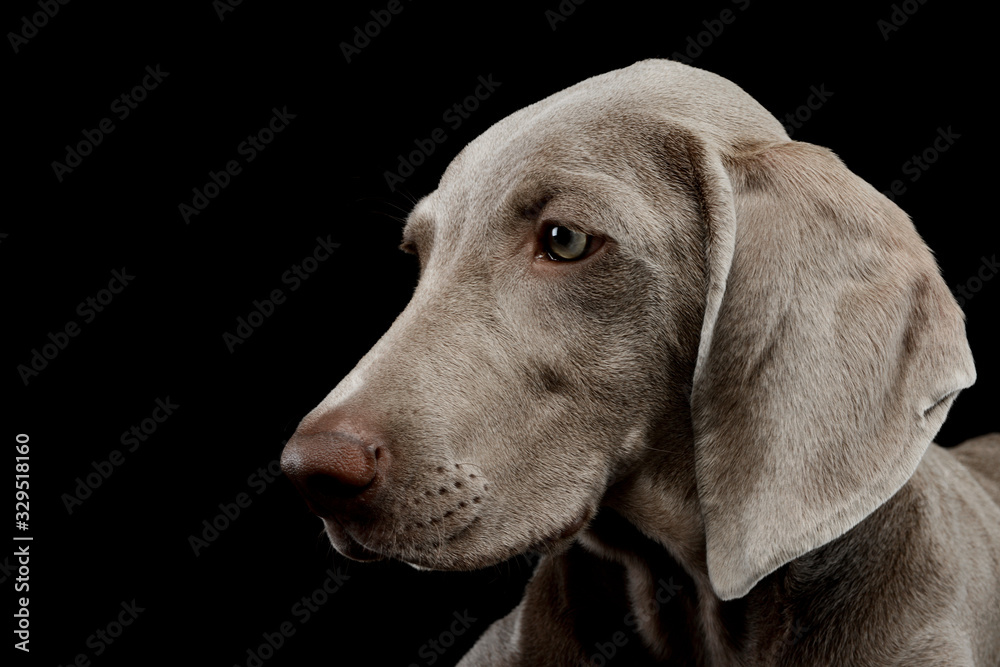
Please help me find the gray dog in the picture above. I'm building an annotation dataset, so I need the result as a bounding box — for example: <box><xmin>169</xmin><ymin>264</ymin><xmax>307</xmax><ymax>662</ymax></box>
<box><xmin>281</xmin><ymin>60</ymin><xmax>1000</xmax><ymax>665</ymax></box>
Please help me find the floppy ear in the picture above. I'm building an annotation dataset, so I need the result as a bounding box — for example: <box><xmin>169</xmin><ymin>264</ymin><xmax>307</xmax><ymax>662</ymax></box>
<box><xmin>687</xmin><ymin>138</ymin><xmax>976</xmax><ymax>600</ymax></box>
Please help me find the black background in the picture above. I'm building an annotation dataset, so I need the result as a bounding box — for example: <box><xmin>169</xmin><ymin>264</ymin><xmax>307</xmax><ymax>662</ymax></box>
<box><xmin>6</xmin><ymin>1</ymin><xmax>997</xmax><ymax>665</ymax></box>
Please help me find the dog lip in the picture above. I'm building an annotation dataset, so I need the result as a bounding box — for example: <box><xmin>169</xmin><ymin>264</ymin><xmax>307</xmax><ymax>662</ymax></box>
<box><xmin>323</xmin><ymin>518</ymin><xmax>385</xmax><ymax>562</ymax></box>
<box><xmin>327</xmin><ymin>505</ymin><xmax>594</xmax><ymax>567</ymax></box>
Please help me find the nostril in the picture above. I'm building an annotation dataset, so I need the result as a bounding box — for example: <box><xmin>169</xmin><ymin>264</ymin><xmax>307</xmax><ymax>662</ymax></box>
<box><xmin>306</xmin><ymin>470</ymin><xmax>373</xmax><ymax>500</ymax></box>
<box><xmin>280</xmin><ymin>427</ymin><xmax>385</xmax><ymax>516</ymax></box>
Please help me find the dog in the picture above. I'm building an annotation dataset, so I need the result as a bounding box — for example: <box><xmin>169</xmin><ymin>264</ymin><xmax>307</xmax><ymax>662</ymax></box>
<box><xmin>280</xmin><ymin>60</ymin><xmax>1000</xmax><ymax>665</ymax></box>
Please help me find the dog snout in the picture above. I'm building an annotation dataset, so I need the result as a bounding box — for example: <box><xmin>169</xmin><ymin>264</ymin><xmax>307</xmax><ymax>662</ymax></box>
<box><xmin>280</xmin><ymin>411</ymin><xmax>389</xmax><ymax>518</ymax></box>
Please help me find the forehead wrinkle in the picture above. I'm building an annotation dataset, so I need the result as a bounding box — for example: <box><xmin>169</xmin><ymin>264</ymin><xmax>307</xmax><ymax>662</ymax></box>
<box><xmin>497</xmin><ymin>166</ymin><xmax>641</xmax><ymax>240</ymax></box>
<box><xmin>426</xmin><ymin>107</ymin><xmax>673</xmax><ymax>251</ymax></box>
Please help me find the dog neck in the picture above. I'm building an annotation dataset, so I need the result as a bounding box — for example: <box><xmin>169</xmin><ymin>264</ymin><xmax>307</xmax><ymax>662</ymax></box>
<box><xmin>583</xmin><ymin>441</ymin><xmax>943</xmax><ymax>665</ymax></box>
<box><xmin>587</xmin><ymin>444</ymin><xmax>731</xmax><ymax>664</ymax></box>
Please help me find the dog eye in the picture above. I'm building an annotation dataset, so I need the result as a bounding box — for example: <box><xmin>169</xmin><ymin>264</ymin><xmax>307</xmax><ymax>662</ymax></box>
<box><xmin>544</xmin><ymin>225</ymin><xmax>591</xmax><ymax>261</ymax></box>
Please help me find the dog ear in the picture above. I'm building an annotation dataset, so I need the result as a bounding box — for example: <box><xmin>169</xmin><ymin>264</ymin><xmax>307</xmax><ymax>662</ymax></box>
<box><xmin>687</xmin><ymin>138</ymin><xmax>976</xmax><ymax>600</ymax></box>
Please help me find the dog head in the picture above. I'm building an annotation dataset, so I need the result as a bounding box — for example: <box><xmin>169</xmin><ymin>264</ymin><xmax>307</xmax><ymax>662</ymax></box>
<box><xmin>281</xmin><ymin>60</ymin><xmax>974</xmax><ymax>599</ymax></box>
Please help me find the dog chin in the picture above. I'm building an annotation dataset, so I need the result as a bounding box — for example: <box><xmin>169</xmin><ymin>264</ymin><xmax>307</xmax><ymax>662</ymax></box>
<box><xmin>402</xmin><ymin>507</ymin><xmax>596</xmax><ymax>570</ymax></box>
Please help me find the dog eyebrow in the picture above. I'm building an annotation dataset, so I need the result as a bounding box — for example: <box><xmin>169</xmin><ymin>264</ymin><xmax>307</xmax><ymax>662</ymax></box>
<box><xmin>401</xmin><ymin>213</ymin><xmax>435</xmax><ymax>252</ymax></box>
<box><xmin>501</xmin><ymin>173</ymin><xmax>592</xmax><ymax>224</ymax></box>
<box><xmin>501</xmin><ymin>172</ymin><xmax>626</xmax><ymax>240</ymax></box>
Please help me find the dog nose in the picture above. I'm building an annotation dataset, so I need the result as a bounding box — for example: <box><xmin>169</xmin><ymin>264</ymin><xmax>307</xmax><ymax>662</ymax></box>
<box><xmin>280</xmin><ymin>415</ymin><xmax>387</xmax><ymax>517</ymax></box>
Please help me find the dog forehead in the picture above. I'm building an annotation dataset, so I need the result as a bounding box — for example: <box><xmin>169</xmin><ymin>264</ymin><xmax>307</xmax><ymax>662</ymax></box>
<box><xmin>427</xmin><ymin>59</ymin><xmax>786</xmax><ymax>208</ymax></box>
<box><xmin>429</xmin><ymin>122</ymin><xmax>614</xmax><ymax>215</ymax></box>
<box><xmin>409</xmin><ymin>60</ymin><xmax>788</xmax><ymax>246</ymax></box>
<box><xmin>459</xmin><ymin>59</ymin><xmax>787</xmax><ymax>162</ymax></box>
<box><xmin>413</xmin><ymin>131</ymin><xmax>638</xmax><ymax>253</ymax></box>
<box><xmin>426</xmin><ymin>104</ymin><xmax>664</xmax><ymax>229</ymax></box>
